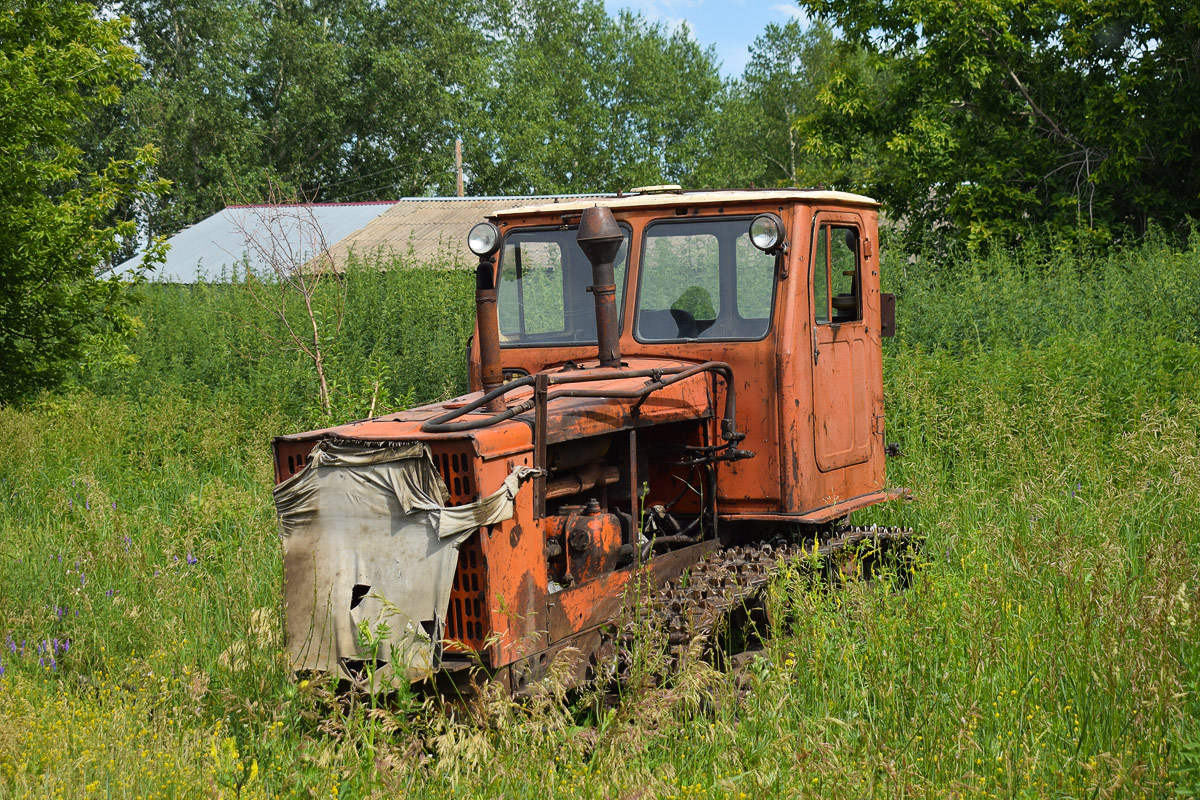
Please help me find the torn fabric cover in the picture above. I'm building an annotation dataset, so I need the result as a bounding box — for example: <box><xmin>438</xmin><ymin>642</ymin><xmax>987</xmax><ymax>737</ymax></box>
<box><xmin>273</xmin><ymin>439</ymin><xmax>536</xmax><ymax>684</ymax></box>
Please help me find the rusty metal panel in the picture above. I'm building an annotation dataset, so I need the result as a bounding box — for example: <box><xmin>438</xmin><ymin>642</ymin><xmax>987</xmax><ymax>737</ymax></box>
<box><xmin>880</xmin><ymin>292</ymin><xmax>896</xmax><ymax>338</ymax></box>
<box><xmin>812</xmin><ymin>335</ymin><xmax>871</xmax><ymax>471</ymax></box>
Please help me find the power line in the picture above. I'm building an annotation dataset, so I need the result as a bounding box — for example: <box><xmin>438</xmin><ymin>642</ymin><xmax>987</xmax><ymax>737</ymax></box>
<box><xmin>307</xmin><ymin>158</ymin><xmax>426</xmax><ymax>195</ymax></box>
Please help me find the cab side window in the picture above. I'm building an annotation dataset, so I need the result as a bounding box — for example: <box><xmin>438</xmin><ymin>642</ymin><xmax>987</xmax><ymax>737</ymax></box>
<box><xmin>812</xmin><ymin>223</ymin><xmax>861</xmax><ymax>324</ymax></box>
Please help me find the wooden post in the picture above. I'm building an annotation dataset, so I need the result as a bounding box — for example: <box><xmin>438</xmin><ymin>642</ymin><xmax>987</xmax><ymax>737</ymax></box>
<box><xmin>455</xmin><ymin>138</ymin><xmax>464</xmax><ymax>197</ymax></box>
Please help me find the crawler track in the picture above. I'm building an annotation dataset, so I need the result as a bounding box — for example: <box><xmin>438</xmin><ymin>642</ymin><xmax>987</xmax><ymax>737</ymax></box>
<box><xmin>618</xmin><ymin>525</ymin><xmax>921</xmax><ymax>674</ymax></box>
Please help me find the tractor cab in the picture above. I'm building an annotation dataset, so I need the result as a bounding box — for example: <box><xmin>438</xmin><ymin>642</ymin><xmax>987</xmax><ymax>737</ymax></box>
<box><xmin>466</xmin><ymin>189</ymin><xmax>897</xmax><ymax>523</ymax></box>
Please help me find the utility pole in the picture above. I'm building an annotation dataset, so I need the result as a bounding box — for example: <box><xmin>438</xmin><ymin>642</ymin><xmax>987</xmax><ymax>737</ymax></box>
<box><xmin>455</xmin><ymin>139</ymin><xmax>464</xmax><ymax>197</ymax></box>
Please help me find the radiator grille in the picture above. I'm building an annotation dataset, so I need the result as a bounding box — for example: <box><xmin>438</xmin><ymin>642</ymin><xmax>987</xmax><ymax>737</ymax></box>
<box><xmin>275</xmin><ymin>441</ymin><xmax>316</xmax><ymax>483</ymax></box>
<box><xmin>431</xmin><ymin>441</ymin><xmax>489</xmax><ymax>654</ymax></box>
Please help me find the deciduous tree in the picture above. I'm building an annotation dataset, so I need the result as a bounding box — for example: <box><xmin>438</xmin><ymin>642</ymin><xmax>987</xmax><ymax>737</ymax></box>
<box><xmin>796</xmin><ymin>0</ymin><xmax>1200</xmax><ymax>243</ymax></box>
<box><xmin>464</xmin><ymin>1</ymin><xmax>723</xmax><ymax>194</ymax></box>
<box><xmin>0</xmin><ymin>1</ymin><xmax>166</xmax><ymax>403</ymax></box>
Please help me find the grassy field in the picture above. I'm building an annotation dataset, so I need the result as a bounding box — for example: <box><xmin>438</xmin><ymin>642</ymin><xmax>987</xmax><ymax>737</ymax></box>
<box><xmin>1</xmin><ymin>235</ymin><xmax>1198</xmax><ymax>798</ymax></box>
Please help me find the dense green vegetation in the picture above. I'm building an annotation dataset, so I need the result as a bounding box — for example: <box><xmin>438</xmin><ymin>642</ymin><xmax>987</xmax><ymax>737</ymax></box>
<box><xmin>7</xmin><ymin>0</ymin><xmax>1196</xmax><ymax>402</ymax></box>
<box><xmin>2</xmin><ymin>235</ymin><xmax>1198</xmax><ymax>797</ymax></box>
<box><xmin>87</xmin><ymin>0</ymin><xmax>1199</xmax><ymax>245</ymax></box>
<box><xmin>0</xmin><ymin>1</ymin><xmax>166</xmax><ymax>402</ymax></box>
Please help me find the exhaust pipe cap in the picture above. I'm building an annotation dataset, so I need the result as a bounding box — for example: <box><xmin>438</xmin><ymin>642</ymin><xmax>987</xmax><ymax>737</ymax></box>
<box><xmin>577</xmin><ymin>206</ymin><xmax>623</xmax><ymax>263</ymax></box>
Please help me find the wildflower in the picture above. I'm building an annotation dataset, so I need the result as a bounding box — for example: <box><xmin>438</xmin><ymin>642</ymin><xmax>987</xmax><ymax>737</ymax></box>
<box><xmin>187</xmin><ymin>552</ymin><xmax>199</xmax><ymax>566</ymax></box>
<box><xmin>124</xmin><ymin>535</ymin><xmax>132</xmax><ymax>551</ymax></box>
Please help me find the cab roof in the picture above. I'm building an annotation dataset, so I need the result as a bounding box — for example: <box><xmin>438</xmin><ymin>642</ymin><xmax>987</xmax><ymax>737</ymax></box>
<box><xmin>492</xmin><ymin>189</ymin><xmax>878</xmax><ymax>219</ymax></box>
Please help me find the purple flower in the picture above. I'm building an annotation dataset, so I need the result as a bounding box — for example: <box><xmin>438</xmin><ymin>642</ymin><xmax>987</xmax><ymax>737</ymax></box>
<box><xmin>123</xmin><ymin>535</ymin><xmax>131</xmax><ymax>551</ymax></box>
<box><xmin>79</xmin><ymin>573</ymin><xmax>86</xmax><ymax>588</ymax></box>
<box><xmin>186</xmin><ymin>552</ymin><xmax>198</xmax><ymax>566</ymax></box>
<box><xmin>85</xmin><ymin>500</ymin><xmax>90</xmax><ymax>511</ymax></box>
<box><xmin>173</xmin><ymin>556</ymin><xmax>179</xmax><ymax>563</ymax></box>
<box><xmin>105</xmin><ymin>589</ymin><xmax>114</xmax><ymax>597</ymax></box>
<box><xmin>0</xmin><ymin>661</ymin><xmax>5</xmax><ymax>677</ymax></box>
<box><xmin>112</xmin><ymin>501</ymin><xmax>116</xmax><ymax>510</ymax></box>
<box><xmin>6</xmin><ymin>636</ymin><xmax>15</xmax><ymax>654</ymax></box>
<box><xmin>62</xmin><ymin>639</ymin><xmax>70</xmax><ymax>654</ymax></box>
<box><xmin>69</xmin><ymin>500</ymin><xmax>73</xmax><ymax>511</ymax></box>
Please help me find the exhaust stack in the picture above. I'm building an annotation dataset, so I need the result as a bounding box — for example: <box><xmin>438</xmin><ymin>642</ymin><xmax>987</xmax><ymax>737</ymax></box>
<box><xmin>475</xmin><ymin>255</ymin><xmax>505</xmax><ymax>411</ymax></box>
<box><xmin>576</xmin><ymin>206</ymin><xmax>623</xmax><ymax>369</ymax></box>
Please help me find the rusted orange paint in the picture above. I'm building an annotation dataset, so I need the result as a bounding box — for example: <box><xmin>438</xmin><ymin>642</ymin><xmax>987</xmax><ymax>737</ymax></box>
<box><xmin>274</xmin><ymin>193</ymin><xmax>894</xmax><ymax>677</ymax></box>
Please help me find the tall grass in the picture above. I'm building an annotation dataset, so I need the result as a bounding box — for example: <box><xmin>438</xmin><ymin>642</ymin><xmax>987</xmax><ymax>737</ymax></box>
<box><xmin>1</xmin><ymin>237</ymin><xmax>1198</xmax><ymax>797</ymax></box>
<box><xmin>97</xmin><ymin>255</ymin><xmax>477</xmax><ymax>424</ymax></box>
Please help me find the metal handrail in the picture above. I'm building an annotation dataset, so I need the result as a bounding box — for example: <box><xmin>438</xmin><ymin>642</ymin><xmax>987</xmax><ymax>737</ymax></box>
<box><xmin>420</xmin><ymin>361</ymin><xmax>743</xmax><ymax>445</ymax></box>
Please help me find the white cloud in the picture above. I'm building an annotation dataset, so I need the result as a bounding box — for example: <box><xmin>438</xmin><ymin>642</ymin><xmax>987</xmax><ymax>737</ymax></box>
<box><xmin>771</xmin><ymin>3</ymin><xmax>811</xmax><ymax>25</ymax></box>
<box><xmin>608</xmin><ymin>0</ymin><xmax>697</xmax><ymax>36</ymax></box>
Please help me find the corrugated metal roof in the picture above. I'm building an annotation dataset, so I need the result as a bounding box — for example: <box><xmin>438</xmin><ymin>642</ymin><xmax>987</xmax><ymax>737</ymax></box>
<box><xmin>118</xmin><ymin>202</ymin><xmax>397</xmax><ymax>282</ymax></box>
<box><xmin>323</xmin><ymin>194</ymin><xmax>613</xmax><ymax>270</ymax></box>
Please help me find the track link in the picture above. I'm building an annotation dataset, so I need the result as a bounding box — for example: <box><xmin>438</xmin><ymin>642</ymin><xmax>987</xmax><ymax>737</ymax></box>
<box><xmin>617</xmin><ymin>525</ymin><xmax>920</xmax><ymax>675</ymax></box>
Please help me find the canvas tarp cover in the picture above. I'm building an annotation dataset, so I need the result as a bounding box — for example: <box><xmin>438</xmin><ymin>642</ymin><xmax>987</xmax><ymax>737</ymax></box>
<box><xmin>274</xmin><ymin>440</ymin><xmax>535</xmax><ymax>682</ymax></box>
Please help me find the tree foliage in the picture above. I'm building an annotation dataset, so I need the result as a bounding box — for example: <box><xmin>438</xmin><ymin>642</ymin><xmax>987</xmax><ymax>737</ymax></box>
<box><xmin>0</xmin><ymin>1</ymin><xmax>166</xmax><ymax>403</ymax></box>
<box><xmin>697</xmin><ymin>21</ymin><xmax>866</xmax><ymax>190</ymax></box>
<box><xmin>115</xmin><ymin>0</ymin><xmax>488</xmax><ymax>234</ymax></box>
<box><xmin>796</xmin><ymin>0</ymin><xmax>1200</xmax><ymax>243</ymax></box>
<box><xmin>465</xmin><ymin>1</ymin><xmax>723</xmax><ymax>194</ymax></box>
<box><xmin>103</xmin><ymin>0</ymin><xmax>724</xmax><ymax>229</ymax></box>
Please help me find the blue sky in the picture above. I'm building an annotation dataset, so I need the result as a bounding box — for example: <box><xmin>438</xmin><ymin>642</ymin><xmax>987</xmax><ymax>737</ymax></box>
<box><xmin>601</xmin><ymin>1</ymin><xmax>811</xmax><ymax>78</ymax></box>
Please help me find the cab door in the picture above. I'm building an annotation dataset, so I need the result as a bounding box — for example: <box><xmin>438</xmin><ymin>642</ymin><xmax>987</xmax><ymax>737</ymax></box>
<box><xmin>809</xmin><ymin>212</ymin><xmax>871</xmax><ymax>472</ymax></box>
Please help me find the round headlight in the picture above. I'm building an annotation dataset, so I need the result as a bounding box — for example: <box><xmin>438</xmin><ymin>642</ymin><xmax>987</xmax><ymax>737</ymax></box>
<box><xmin>467</xmin><ymin>222</ymin><xmax>501</xmax><ymax>257</ymax></box>
<box><xmin>749</xmin><ymin>213</ymin><xmax>786</xmax><ymax>253</ymax></box>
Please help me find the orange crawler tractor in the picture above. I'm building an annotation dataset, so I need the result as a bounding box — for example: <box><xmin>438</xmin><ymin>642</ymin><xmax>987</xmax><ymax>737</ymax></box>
<box><xmin>272</xmin><ymin>188</ymin><xmax>913</xmax><ymax>691</ymax></box>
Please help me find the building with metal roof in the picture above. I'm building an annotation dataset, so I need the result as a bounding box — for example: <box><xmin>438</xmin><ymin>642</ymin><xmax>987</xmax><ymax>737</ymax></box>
<box><xmin>117</xmin><ymin>202</ymin><xmax>397</xmax><ymax>282</ymax></box>
<box><xmin>118</xmin><ymin>195</ymin><xmax>613</xmax><ymax>281</ymax></box>
<box><xmin>320</xmin><ymin>194</ymin><xmax>612</xmax><ymax>271</ymax></box>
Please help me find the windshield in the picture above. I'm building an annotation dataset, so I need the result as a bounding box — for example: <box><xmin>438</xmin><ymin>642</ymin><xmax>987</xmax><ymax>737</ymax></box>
<box><xmin>635</xmin><ymin>217</ymin><xmax>777</xmax><ymax>341</ymax></box>
<box><xmin>497</xmin><ymin>226</ymin><xmax>630</xmax><ymax>346</ymax></box>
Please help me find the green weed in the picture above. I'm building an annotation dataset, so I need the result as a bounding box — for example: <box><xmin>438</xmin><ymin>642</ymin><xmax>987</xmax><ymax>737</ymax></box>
<box><xmin>1</xmin><ymin>239</ymin><xmax>1198</xmax><ymax>797</ymax></box>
